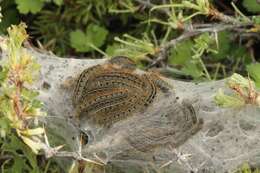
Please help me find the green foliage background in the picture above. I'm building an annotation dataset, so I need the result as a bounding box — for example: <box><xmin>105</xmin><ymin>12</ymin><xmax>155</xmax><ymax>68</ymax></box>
<box><xmin>1</xmin><ymin>0</ymin><xmax>260</xmax><ymax>82</ymax></box>
<box><xmin>0</xmin><ymin>0</ymin><xmax>260</xmax><ymax>172</ymax></box>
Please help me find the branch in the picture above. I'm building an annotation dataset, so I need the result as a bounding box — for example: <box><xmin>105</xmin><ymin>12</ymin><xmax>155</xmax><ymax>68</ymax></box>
<box><xmin>132</xmin><ymin>1</ymin><xmax>256</xmax><ymax>68</ymax></box>
<box><xmin>133</xmin><ymin>0</ymin><xmax>170</xmax><ymax>15</ymax></box>
<box><xmin>149</xmin><ymin>23</ymin><xmax>253</xmax><ymax>67</ymax></box>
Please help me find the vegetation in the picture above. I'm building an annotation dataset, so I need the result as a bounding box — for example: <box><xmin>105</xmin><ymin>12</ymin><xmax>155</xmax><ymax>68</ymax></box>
<box><xmin>0</xmin><ymin>0</ymin><xmax>259</xmax><ymax>82</ymax></box>
<box><xmin>0</xmin><ymin>0</ymin><xmax>260</xmax><ymax>172</ymax></box>
<box><xmin>0</xmin><ymin>23</ymin><xmax>62</xmax><ymax>172</ymax></box>
<box><xmin>236</xmin><ymin>163</ymin><xmax>260</xmax><ymax>173</ymax></box>
<box><xmin>215</xmin><ymin>73</ymin><xmax>260</xmax><ymax>107</ymax></box>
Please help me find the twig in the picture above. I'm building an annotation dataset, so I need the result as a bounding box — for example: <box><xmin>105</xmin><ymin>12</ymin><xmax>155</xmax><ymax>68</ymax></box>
<box><xmin>134</xmin><ymin>0</ymin><xmax>249</xmax><ymax>25</ymax></box>
<box><xmin>0</xmin><ymin>155</ymin><xmax>13</xmax><ymax>161</ymax></box>
<box><xmin>51</xmin><ymin>151</ymin><xmax>105</xmax><ymax>165</ymax></box>
<box><xmin>149</xmin><ymin>23</ymin><xmax>252</xmax><ymax>68</ymax></box>
<box><xmin>134</xmin><ymin>0</ymin><xmax>155</xmax><ymax>9</ymax></box>
<box><xmin>133</xmin><ymin>0</ymin><xmax>169</xmax><ymax>15</ymax></box>
<box><xmin>160</xmin><ymin>145</ymin><xmax>195</xmax><ymax>172</ymax></box>
<box><xmin>41</xmin><ymin>130</ymin><xmax>105</xmax><ymax>166</ymax></box>
<box><xmin>40</xmin><ymin>142</ymin><xmax>105</xmax><ymax>165</ymax></box>
<box><xmin>164</xmin><ymin>23</ymin><xmax>245</xmax><ymax>50</ymax></box>
<box><xmin>133</xmin><ymin>0</ymin><xmax>256</xmax><ymax>68</ymax></box>
<box><xmin>209</xmin><ymin>8</ymin><xmax>243</xmax><ymax>25</ymax></box>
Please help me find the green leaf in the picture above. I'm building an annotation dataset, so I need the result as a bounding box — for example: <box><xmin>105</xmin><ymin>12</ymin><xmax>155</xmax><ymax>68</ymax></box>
<box><xmin>168</xmin><ymin>40</ymin><xmax>193</xmax><ymax>65</ymax></box>
<box><xmin>194</xmin><ymin>33</ymin><xmax>211</xmax><ymax>49</ymax></box>
<box><xmin>211</xmin><ymin>31</ymin><xmax>231</xmax><ymax>60</ymax></box>
<box><xmin>70</xmin><ymin>24</ymin><xmax>108</xmax><ymax>52</ymax></box>
<box><xmin>0</xmin><ymin>8</ymin><xmax>19</xmax><ymax>34</ymax></box>
<box><xmin>231</xmin><ymin>45</ymin><xmax>251</xmax><ymax>64</ymax></box>
<box><xmin>22</xmin><ymin>59</ymin><xmax>41</xmax><ymax>84</ymax></box>
<box><xmin>1</xmin><ymin>134</ymin><xmax>39</xmax><ymax>172</ymax></box>
<box><xmin>69</xmin><ymin>30</ymin><xmax>89</xmax><ymax>52</ymax></box>
<box><xmin>113</xmin><ymin>34</ymin><xmax>156</xmax><ymax>61</ymax></box>
<box><xmin>252</xmin><ymin>16</ymin><xmax>260</xmax><ymax>24</ymax></box>
<box><xmin>242</xmin><ymin>0</ymin><xmax>260</xmax><ymax>13</ymax></box>
<box><xmin>0</xmin><ymin>117</ymin><xmax>11</xmax><ymax>137</ymax></box>
<box><xmin>85</xmin><ymin>24</ymin><xmax>108</xmax><ymax>48</ymax></box>
<box><xmin>21</xmin><ymin>88</ymin><xmax>39</xmax><ymax>101</ymax></box>
<box><xmin>31</xmin><ymin>99</ymin><xmax>43</xmax><ymax>109</ymax></box>
<box><xmin>0</xmin><ymin>66</ymin><xmax>9</xmax><ymax>84</ymax></box>
<box><xmin>0</xmin><ymin>96</ymin><xmax>15</xmax><ymax>121</ymax></box>
<box><xmin>15</xmin><ymin>0</ymin><xmax>44</xmax><ymax>14</ymax></box>
<box><xmin>105</xmin><ymin>43</ymin><xmax>121</xmax><ymax>57</ymax></box>
<box><xmin>182</xmin><ymin>62</ymin><xmax>203</xmax><ymax>78</ymax></box>
<box><xmin>0</xmin><ymin>118</ymin><xmax>10</xmax><ymax>130</ymax></box>
<box><xmin>168</xmin><ymin>40</ymin><xmax>204</xmax><ymax>79</ymax></box>
<box><xmin>247</xmin><ymin>63</ymin><xmax>260</xmax><ymax>88</ymax></box>
<box><xmin>214</xmin><ymin>89</ymin><xmax>245</xmax><ymax>108</ymax></box>
<box><xmin>12</xmin><ymin>157</ymin><xmax>28</xmax><ymax>173</ymax></box>
<box><xmin>53</xmin><ymin>0</ymin><xmax>63</xmax><ymax>6</ymax></box>
<box><xmin>228</xmin><ymin>73</ymin><xmax>254</xmax><ymax>89</ymax></box>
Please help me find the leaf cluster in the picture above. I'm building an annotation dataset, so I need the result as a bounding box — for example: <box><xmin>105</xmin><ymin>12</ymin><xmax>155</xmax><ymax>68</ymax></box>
<box><xmin>236</xmin><ymin>163</ymin><xmax>260</xmax><ymax>173</ymax></box>
<box><xmin>0</xmin><ymin>0</ymin><xmax>259</xmax><ymax>81</ymax></box>
<box><xmin>0</xmin><ymin>0</ymin><xmax>260</xmax><ymax>80</ymax></box>
<box><xmin>214</xmin><ymin>73</ymin><xmax>260</xmax><ymax>107</ymax></box>
<box><xmin>0</xmin><ymin>23</ymin><xmax>61</xmax><ymax>172</ymax></box>
<box><xmin>0</xmin><ymin>0</ymin><xmax>260</xmax><ymax>82</ymax></box>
